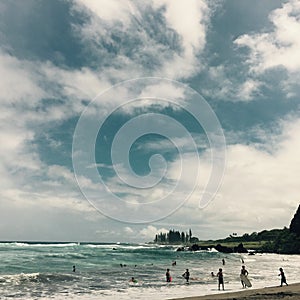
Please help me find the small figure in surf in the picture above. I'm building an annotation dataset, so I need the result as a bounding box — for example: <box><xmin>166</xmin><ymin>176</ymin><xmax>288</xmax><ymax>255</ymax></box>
<box><xmin>240</xmin><ymin>265</ymin><xmax>249</xmax><ymax>288</ymax></box>
<box><xmin>182</xmin><ymin>269</ymin><xmax>190</xmax><ymax>283</ymax></box>
<box><xmin>278</xmin><ymin>268</ymin><xmax>288</xmax><ymax>287</ymax></box>
<box><xmin>222</xmin><ymin>258</ymin><xmax>225</xmax><ymax>265</ymax></box>
<box><xmin>72</xmin><ymin>265</ymin><xmax>76</xmax><ymax>272</ymax></box>
<box><xmin>211</xmin><ymin>271</ymin><xmax>215</xmax><ymax>277</ymax></box>
<box><xmin>172</xmin><ymin>261</ymin><xmax>176</xmax><ymax>266</ymax></box>
<box><xmin>217</xmin><ymin>268</ymin><xmax>224</xmax><ymax>290</ymax></box>
<box><xmin>166</xmin><ymin>268</ymin><xmax>171</xmax><ymax>282</ymax></box>
<box><xmin>130</xmin><ymin>277</ymin><xmax>138</xmax><ymax>283</ymax></box>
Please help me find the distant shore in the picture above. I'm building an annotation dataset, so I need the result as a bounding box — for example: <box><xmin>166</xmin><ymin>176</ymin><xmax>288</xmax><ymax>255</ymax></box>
<box><xmin>169</xmin><ymin>283</ymin><xmax>300</xmax><ymax>300</ymax></box>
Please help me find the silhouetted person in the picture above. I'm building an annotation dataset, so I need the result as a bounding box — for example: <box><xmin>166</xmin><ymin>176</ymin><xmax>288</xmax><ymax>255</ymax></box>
<box><xmin>279</xmin><ymin>268</ymin><xmax>288</xmax><ymax>286</ymax></box>
<box><xmin>217</xmin><ymin>268</ymin><xmax>224</xmax><ymax>290</ymax></box>
<box><xmin>240</xmin><ymin>265</ymin><xmax>248</xmax><ymax>288</ymax></box>
<box><xmin>222</xmin><ymin>258</ymin><xmax>225</xmax><ymax>265</ymax></box>
<box><xmin>182</xmin><ymin>269</ymin><xmax>190</xmax><ymax>283</ymax></box>
<box><xmin>72</xmin><ymin>265</ymin><xmax>76</xmax><ymax>272</ymax></box>
<box><xmin>166</xmin><ymin>268</ymin><xmax>171</xmax><ymax>282</ymax></box>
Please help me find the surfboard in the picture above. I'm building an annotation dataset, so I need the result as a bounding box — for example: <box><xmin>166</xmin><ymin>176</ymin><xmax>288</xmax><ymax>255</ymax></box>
<box><xmin>240</xmin><ymin>274</ymin><xmax>252</xmax><ymax>287</ymax></box>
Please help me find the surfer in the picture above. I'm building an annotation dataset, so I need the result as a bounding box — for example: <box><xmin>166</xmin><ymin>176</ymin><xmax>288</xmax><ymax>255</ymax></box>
<box><xmin>278</xmin><ymin>267</ymin><xmax>288</xmax><ymax>286</ymax></box>
<box><xmin>182</xmin><ymin>269</ymin><xmax>190</xmax><ymax>283</ymax></box>
<box><xmin>166</xmin><ymin>268</ymin><xmax>171</xmax><ymax>282</ymax></box>
<box><xmin>240</xmin><ymin>266</ymin><xmax>248</xmax><ymax>288</ymax></box>
<box><xmin>217</xmin><ymin>268</ymin><xmax>224</xmax><ymax>290</ymax></box>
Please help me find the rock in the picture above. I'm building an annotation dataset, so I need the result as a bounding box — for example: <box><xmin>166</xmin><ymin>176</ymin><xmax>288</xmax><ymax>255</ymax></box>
<box><xmin>215</xmin><ymin>244</ymin><xmax>233</xmax><ymax>253</ymax></box>
<box><xmin>290</xmin><ymin>204</ymin><xmax>300</xmax><ymax>236</ymax></box>
<box><xmin>189</xmin><ymin>244</ymin><xmax>200</xmax><ymax>251</ymax></box>
<box><xmin>176</xmin><ymin>247</ymin><xmax>185</xmax><ymax>252</ymax></box>
<box><xmin>234</xmin><ymin>243</ymin><xmax>248</xmax><ymax>253</ymax></box>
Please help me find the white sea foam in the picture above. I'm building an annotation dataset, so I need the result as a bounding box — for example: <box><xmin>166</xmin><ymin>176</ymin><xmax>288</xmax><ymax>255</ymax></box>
<box><xmin>0</xmin><ymin>243</ymin><xmax>299</xmax><ymax>300</ymax></box>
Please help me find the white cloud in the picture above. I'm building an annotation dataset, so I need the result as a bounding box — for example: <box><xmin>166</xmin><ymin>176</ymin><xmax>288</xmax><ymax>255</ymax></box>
<box><xmin>124</xmin><ymin>226</ymin><xmax>134</xmax><ymax>234</ymax></box>
<box><xmin>139</xmin><ymin>225</ymin><xmax>168</xmax><ymax>240</ymax></box>
<box><xmin>72</xmin><ymin>0</ymin><xmax>210</xmax><ymax>80</ymax></box>
<box><xmin>152</xmin><ymin>0</ymin><xmax>207</xmax><ymax>54</ymax></box>
<box><xmin>0</xmin><ymin>51</ymin><xmax>112</xmax><ymax>124</ymax></box>
<box><xmin>152</xmin><ymin>0</ymin><xmax>209</xmax><ymax>78</ymax></box>
<box><xmin>236</xmin><ymin>79</ymin><xmax>261</xmax><ymax>100</ymax></box>
<box><xmin>200</xmin><ymin>65</ymin><xmax>263</xmax><ymax>102</ymax></box>
<box><xmin>160</xmin><ymin>117</ymin><xmax>300</xmax><ymax>239</ymax></box>
<box><xmin>0</xmin><ymin>52</ymin><xmax>46</xmax><ymax>104</ymax></box>
<box><xmin>234</xmin><ymin>0</ymin><xmax>300</xmax><ymax>74</ymax></box>
<box><xmin>138</xmin><ymin>82</ymin><xmax>186</xmax><ymax>103</ymax></box>
<box><xmin>41</xmin><ymin>63</ymin><xmax>111</xmax><ymax>102</ymax></box>
<box><xmin>1</xmin><ymin>0</ymin><xmax>299</xmax><ymax>242</ymax></box>
<box><xmin>74</xmin><ymin>0</ymin><xmax>132</xmax><ymax>25</ymax></box>
<box><xmin>0</xmin><ymin>52</ymin><xmax>113</xmax><ymax>224</ymax></box>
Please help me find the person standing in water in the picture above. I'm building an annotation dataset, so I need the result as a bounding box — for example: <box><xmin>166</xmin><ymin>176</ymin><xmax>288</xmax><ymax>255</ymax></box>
<box><xmin>72</xmin><ymin>265</ymin><xmax>76</xmax><ymax>272</ymax></box>
<box><xmin>217</xmin><ymin>268</ymin><xmax>224</xmax><ymax>290</ymax></box>
<box><xmin>182</xmin><ymin>269</ymin><xmax>190</xmax><ymax>283</ymax></box>
<box><xmin>240</xmin><ymin>265</ymin><xmax>249</xmax><ymax>288</ymax></box>
<box><xmin>222</xmin><ymin>258</ymin><xmax>225</xmax><ymax>265</ymax></box>
<box><xmin>166</xmin><ymin>268</ymin><xmax>171</xmax><ymax>282</ymax></box>
<box><xmin>278</xmin><ymin>268</ymin><xmax>288</xmax><ymax>286</ymax></box>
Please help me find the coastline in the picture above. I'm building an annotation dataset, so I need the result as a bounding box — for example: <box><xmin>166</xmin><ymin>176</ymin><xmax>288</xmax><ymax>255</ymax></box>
<box><xmin>168</xmin><ymin>283</ymin><xmax>300</xmax><ymax>300</ymax></box>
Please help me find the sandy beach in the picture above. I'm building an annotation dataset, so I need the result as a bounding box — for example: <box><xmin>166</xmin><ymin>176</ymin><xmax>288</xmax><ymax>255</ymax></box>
<box><xmin>169</xmin><ymin>283</ymin><xmax>300</xmax><ymax>300</ymax></box>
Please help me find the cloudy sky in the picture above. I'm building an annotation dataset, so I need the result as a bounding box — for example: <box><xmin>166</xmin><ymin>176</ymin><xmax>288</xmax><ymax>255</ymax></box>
<box><xmin>1</xmin><ymin>0</ymin><xmax>300</xmax><ymax>242</ymax></box>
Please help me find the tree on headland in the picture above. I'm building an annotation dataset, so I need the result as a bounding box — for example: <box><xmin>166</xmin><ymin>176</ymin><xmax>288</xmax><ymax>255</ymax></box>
<box><xmin>154</xmin><ymin>229</ymin><xmax>198</xmax><ymax>244</ymax></box>
<box><xmin>181</xmin><ymin>232</ymin><xmax>185</xmax><ymax>243</ymax></box>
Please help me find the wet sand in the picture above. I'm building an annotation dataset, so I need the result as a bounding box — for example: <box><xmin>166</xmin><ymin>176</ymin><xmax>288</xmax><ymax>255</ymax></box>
<box><xmin>169</xmin><ymin>283</ymin><xmax>300</xmax><ymax>300</ymax></box>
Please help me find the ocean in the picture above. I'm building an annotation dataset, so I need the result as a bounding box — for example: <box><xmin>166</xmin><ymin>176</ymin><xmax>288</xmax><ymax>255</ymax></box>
<box><xmin>0</xmin><ymin>242</ymin><xmax>299</xmax><ymax>299</ymax></box>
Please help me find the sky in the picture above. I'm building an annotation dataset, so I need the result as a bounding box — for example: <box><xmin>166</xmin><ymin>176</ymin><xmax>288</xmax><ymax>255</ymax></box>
<box><xmin>1</xmin><ymin>0</ymin><xmax>300</xmax><ymax>242</ymax></box>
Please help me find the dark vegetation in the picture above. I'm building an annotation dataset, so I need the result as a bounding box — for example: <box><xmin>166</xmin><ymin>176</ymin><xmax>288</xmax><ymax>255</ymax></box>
<box><xmin>154</xmin><ymin>229</ymin><xmax>198</xmax><ymax>244</ymax></box>
<box><xmin>154</xmin><ymin>205</ymin><xmax>300</xmax><ymax>254</ymax></box>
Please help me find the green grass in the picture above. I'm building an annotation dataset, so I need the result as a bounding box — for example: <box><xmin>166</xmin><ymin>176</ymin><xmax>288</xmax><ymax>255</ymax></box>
<box><xmin>197</xmin><ymin>240</ymin><xmax>268</xmax><ymax>250</ymax></box>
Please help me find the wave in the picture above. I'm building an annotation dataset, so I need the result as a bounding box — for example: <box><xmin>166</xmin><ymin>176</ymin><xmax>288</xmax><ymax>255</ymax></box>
<box><xmin>84</xmin><ymin>243</ymin><xmax>165</xmax><ymax>250</ymax></box>
<box><xmin>0</xmin><ymin>272</ymin><xmax>79</xmax><ymax>285</ymax></box>
<box><xmin>0</xmin><ymin>242</ymin><xmax>79</xmax><ymax>247</ymax></box>
<box><xmin>28</xmin><ymin>243</ymin><xmax>79</xmax><ymax>247</ymax></box>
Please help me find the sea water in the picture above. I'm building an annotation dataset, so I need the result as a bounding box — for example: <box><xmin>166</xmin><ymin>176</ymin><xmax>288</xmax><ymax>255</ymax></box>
<box><xmin>0</xmin><ymin>242</ymin><xmax>299</xmax><ymax>299</ymax></box>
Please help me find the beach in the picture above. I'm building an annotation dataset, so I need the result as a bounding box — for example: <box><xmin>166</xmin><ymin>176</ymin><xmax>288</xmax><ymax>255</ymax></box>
<box><xmin>170</xmin><ymin>283</ymin><xmax>300</xmax><ymax>300</ymax></box>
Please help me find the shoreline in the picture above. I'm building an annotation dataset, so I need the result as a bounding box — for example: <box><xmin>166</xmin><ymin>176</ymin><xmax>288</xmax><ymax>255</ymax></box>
<box><xmin>168</xmin><ymin>283</ymin><xmax>300</xmax><ymax>300</ymax></box>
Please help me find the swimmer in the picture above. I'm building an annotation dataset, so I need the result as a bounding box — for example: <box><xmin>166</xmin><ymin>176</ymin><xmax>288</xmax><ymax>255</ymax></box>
<box><xmin>130</xmin><ymin>277</ymin><xmax>138</xmax><ymax>283</ymax></box>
